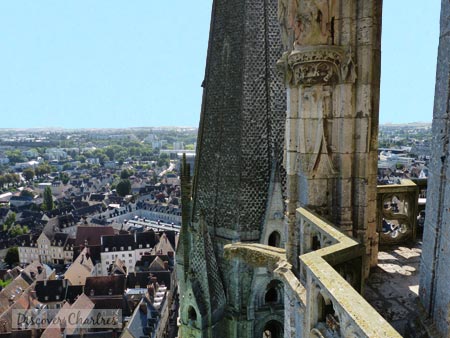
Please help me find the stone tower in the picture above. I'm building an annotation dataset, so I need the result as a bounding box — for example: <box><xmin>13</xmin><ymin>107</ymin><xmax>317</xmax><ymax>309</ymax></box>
<box><xmin>419</xmin><ymin>1</ymin><xmax>450</xmax><ymax>336</ymax></box>
<box><xmin>176</xmin><ymin>0</ymin><xmax>287</xmax><ymax>336</ymax></box>
<box><xmin>278</xmin><ymin>0</ymin><xmax>382</xmax><ymax>276</ymax></box>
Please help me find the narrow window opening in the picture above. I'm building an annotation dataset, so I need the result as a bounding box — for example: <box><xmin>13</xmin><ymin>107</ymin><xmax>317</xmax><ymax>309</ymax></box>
<box><xmin>268</xmin><ymin>231</ymin><xmax>281</xmax><ymax>247</ymax></box>
<box><xmin>312</xmin><ymin>235</ymin><xmax>321</xmax><ymax>250</ymax></box>
<box><xmin>265</xmin><ymin>288</ymin><xmax>278</xmax><ymax>303</ymax></box>
<box><xmin>188</xmin><ymin>306</ymin><xmax>197</xmax><ymax>321</ymax></box>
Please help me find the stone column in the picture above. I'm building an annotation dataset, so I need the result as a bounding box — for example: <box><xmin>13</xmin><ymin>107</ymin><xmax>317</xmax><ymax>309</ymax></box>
<box><xmin>280</xmin><ymin>0</ymin><xmax>382</xmax><ymax>276</ymax></box>
<box><xmin>419</xmin><ymin>1</ymin><xmax>450</xmax><ymax>336</ymax></box>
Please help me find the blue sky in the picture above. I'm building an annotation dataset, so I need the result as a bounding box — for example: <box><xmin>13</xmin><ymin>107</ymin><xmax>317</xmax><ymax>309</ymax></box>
<box><xmin>0</xmin><ymin>1</ymin><xmax>441</xmax><ymax>128</ymax></box>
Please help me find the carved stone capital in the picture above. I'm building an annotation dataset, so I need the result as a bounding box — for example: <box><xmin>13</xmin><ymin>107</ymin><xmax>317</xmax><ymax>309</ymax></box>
<box><xmin>287</xmin><ymin>45</ymin><xmax>356</xmax><ymax>86</ymax></box>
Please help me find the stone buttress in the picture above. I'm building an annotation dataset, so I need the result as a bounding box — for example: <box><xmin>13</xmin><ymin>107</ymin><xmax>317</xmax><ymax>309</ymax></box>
<box><xmin>419</xmin><ymin>0</ymin><xmax>450</xmax><ymax>336</ymax></box>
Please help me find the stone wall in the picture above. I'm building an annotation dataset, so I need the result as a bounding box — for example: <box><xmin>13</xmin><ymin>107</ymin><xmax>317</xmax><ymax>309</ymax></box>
<box><xmin>419</xmin><ymin>0</ymin><xmax>450</xmax><ymax>336</ymax></box>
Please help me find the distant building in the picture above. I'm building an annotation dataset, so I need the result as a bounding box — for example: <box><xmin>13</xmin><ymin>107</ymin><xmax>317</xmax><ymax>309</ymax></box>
<box><xmin>9</xmin><ymin>195</ymin><xmax>33</xmax><ymax>208</ymax></box>
<box><xmin>173</xmin><ymin>141</ymin><xmax>184</xmax><ymax>150</ymax></box>
<box><xmin>104</xmin><ymin>160</ymin><xmax>117</xmax><ymax>168</ymax></box>
<box><xmin>143</xmin><ymin>134</ymin><xmax>158</xmax><ymax>143</ymax></box>
<box><xmin>64</xmin><ymin>247</ymin><xmax>95</xmax><ymax>285</ymax></box>
<box><xmin>37</xmin><ymin>181</ymin><xmax>63</xmax><ymax>196</ymax></box>
<box><xmin>14</xmin><ymin>160</ymin><xmax>39</xmax><ymax>170</ymax></box>
<box><xmin>86</xmin><ymin>157</ymin><xmax>100</xmax><ymax>165</ymax></box>
<box><xmin>164</xmin><ymin>173</ymin><xmax>179</xmax><ymax>186</ymax></box>
<box><xmin>100</xmin><ymin>231</ymin><xmax>158</xmax><ymax>274</ymax></box>
<box><xmin>139</xmin><ymin>202</ymin><xmax>181</xmax><ymax>225</ymax></box>
<box><xmin>0</xmin><ymin>192</ymin><xmax>13</xmax><ymax>203</ymax></box>
<box><xmin>121</xmin><ymin>288</ymin><xmax>170</xmax><ymax>338</ymax></box>
<box><xmin>151</xmin><ymin>140</ymin><xmax>167</xmax><ymax>149</ymax></box>
<box><xmin>18</xmin><ymin>232</ymin><xmax>70</xmax><ymax>265</ymax></box>
<box><xmin>22</xmin><ymin>149</ymin><xmax>39</xmax><ymax>159</ymax></box>
<box><xmin>45</xmin><ymin>148</ymin><xmax>67</xmax><ymax>161</ymax></box>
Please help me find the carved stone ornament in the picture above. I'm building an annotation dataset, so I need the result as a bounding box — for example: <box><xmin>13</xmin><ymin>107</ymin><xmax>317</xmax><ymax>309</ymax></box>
<box><xmin>287</xmin><ymin>45</ymin><xmax>356</xmax><ymax>86</ymax></box>
<box><xmin>276</xmin><ymin>51</ymin><xmax>293</xmax><ymax>85</ymax></box>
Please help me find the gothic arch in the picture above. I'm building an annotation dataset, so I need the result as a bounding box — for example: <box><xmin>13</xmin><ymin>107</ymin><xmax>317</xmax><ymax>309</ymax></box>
<box><xmin>310</xmin><ymin>287</ymin><xmax>342</xmax><ymax>335</ymax></box>
<box><xmin>253</xmin><ymin>278</ymin><xmax>285</xmax><ymax>309</ymax></box>
<box><xmin>254</xmin><ymin>314</ymin><xmax>284</xmax><ymax>338</ymax></box>
<box><xmin>247</xmin><ymin>274</ymin><xmax>285</xmax><ymax>322</ymax></box>
<box><xmin>262</xmin><ymin>320</ymin><xmax>284</xmax><ymax>338</ymax></box>
<box><xmin>181</xmin><ymin>302</ymin><xmax>202</xmax><ymax>329</ymax></box>
<box><xmin>264</xmin><ymin>279</ymin><xmax>284</xmax><ymax>305</ymax></box>
<box><xmin>268</xmin><ymin>231</ymin><xmax>281</xmax><ymax>247</ymax></box>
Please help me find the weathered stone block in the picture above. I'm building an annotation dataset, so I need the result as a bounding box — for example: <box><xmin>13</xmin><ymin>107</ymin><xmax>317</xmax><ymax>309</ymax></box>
<box><xmin>356</xmin><ymin>17</ymin><xmax>374</xmax><ymax>45</ymax></box>
<box><xmin>331</xmin><ymin>117</ymin><xmax>354</xmax><ymax>154</ymax></box>
<box><xmin>356</xmin><ymin>0</ymin><xmax>376</xmax><ymax>19</ymax></box>
<box><xmin>333</xmin><ymin>153</ymin><xmax>353</xmax><ymax>179</ymax></box>
<box><xmin>355</xmin><ymin>84</ymin><xmax>372</xmax><ymax>118</ymax></box>
<box><xmin>333</xmin><ymin>84</ymin><xmax>354</xmax><ymax>118</ymax></box>
<box><xmin>285</xmin><ymin>150</ymin><xmax>297</xmax><ymax>176</ymax></box>
<box><xmin>334</xmin><ymin>17</ymin><xmax>353</xmax><ymax>46</ymax></box>
<box><xmin>285</xmin><ymin>117</ymin><xmax>299</xmax><ymax>152</ymax></box>
<box><xmin>440</xmin><ymin>0</ymin><xmax>450</xmax><ymax>36</ymax></box>
<box><xmin>355</xmin><ymin>45</ymin><xmax>374</xmax><ymax>84</ymax></box>
<box><xmin>433</xmin><ymin>36</ymin><xmax>450</xmax><ymax>119</ymax></box>
<box><xmin>355</xmin><ymin>117</ymin><xmax>370</xmax><ymax>154</ymax></box>
<box><xmin>335</xmin><ymin>178</ymin><xmax>353</xmax><ymax>208</ymax></box>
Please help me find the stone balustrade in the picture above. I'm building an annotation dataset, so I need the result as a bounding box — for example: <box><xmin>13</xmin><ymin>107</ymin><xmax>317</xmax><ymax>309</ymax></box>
<box><xmin>377</xmin><ymin>179</ymin><xmax>420</xmax><ymax>244</ymax></box>
<box><xmin>225</xmin><ymin>207</ymin><xmax>401</xmax><ymax>337</ymax></box>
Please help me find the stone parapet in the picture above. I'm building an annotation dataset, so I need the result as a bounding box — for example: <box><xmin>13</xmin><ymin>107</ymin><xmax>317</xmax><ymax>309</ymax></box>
<box><xmin>225</xmin><ymin>207</ymin><xmax>401</xmax><ymax>338</ymax></box>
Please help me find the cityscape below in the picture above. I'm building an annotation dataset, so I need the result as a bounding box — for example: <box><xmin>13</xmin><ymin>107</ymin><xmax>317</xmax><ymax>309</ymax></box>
<box><xmin>0</xmin><ymin>122</ymin><xmax>433</xmax><ymax>337</ymax></box>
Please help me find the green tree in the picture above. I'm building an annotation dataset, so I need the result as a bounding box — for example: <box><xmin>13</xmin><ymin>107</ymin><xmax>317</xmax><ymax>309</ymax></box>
<box><xmin>3</xmin><ymin>212</ymin><xmax>16</xmax><ymax>231</ymax></box>
<box><xmin>157</xmin><ymin>158</ymin><xmax>169</xmax><ymax>168</ymax></box>
<box><xmin>59</xmin><ymin>172</ymin><xmax>70</xmax><ymax>185</ymax></box>
<box><xmin>4</xmin><ymin>247</ymin><xmax>19</xmax><ymax>267</ymax></box>
<box><xmin>62</xmin><ymin>163</ymin><xmax>72</xmax><ymax>171</ymax></box>
<box><xmin>3</xmin><ymin>174</ymin><xmax>13</xmax><ymax>186</ymax></box>
<box><xmin>0</xmin><ymin>279</ymin><xmax>12</xmax><ymax>288</ymax></box>
<box><xmin>120</xmin><ymin>169</ymin><xmax>134</xmax><ymax>179</ymax></box>
<box><xmin>12</xmin><ymin>174</ymin><xmax>21</xmax><ymax>186</ymax></box>
<box><xmin>9</xmin><ymin>225</ymin><xmax>21</xmax><ymax>237</ymax></box>
<box><xmin>5</xmin><ymin>150</ymin><xmax>25</xmax><ymax>165</ymax></box>
<box><xmin>396</xmin><ymin>162</ymin><xmax>405</xmax><ymax>170</ymax></box>
<box><xmin>22</xmin><ymin>168</ymin><xmax>35</xmax><ymax>181</ymax></box>
<box><xmin>35</xmin><ymin>163</ymin><xmax>51</xmax><ymax>177</ymax></box>
<box><xmin>116</xmin><ymin>179</ymin><xmax>131</xmax><ymax>197</ymax></box>
<box><xmin>43</xmin><ymin>186</ymin><xmax>54</xmax><ymax>211</ymax></box>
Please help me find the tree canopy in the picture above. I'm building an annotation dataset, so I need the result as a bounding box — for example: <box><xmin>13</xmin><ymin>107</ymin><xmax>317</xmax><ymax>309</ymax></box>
<box><xmin>116</xmin><ymin>179</ymin><xmax>131</xmax><ymax>197</ymax></box>
<box><xmin>4</xmin><ymin>247</ymin><xmax>19</xmax><ymax>268</ymax></box>
<box><xmin>22</xmin><ymin>167</ymin><xmax>35</xmax><ymax>181</ymax></box>
<box><xmin>43</xmin><ymin>186</ymin><xmax>54</xmax><ymax>211</ymax></box>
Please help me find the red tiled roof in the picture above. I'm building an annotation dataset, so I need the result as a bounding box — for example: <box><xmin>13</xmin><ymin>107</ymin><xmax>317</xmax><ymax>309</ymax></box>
<box><xmin>74</xmin><ymin>226</ymin><xmax>115</xmax><ymax>246</ymax></box>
